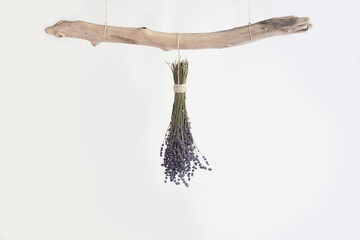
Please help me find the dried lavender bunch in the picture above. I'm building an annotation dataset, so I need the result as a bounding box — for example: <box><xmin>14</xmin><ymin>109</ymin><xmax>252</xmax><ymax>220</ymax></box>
<box><xmin>160</xmin><ymin>59</ymin><xmax>211</xmax><ymax>187</ymax></box>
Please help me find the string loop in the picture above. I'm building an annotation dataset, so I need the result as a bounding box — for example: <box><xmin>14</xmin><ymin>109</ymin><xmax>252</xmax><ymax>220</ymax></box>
<box><xmin>174</xmin><ymin>33</ymin><xmax>186</xmax><ymax>93</ymax></box>
<box><xmin>248</xmin><ymin>0</ymin><xmax>254</xmax><ymax>42</ymax></box>
<box><xmin>177</xmin><ymin>32</ymin><xmax>180</xmax><ymax>85</ymax></box>
<box><xmin>103</xmin><ymin>0</ymin><xmax>108</xmax><ymax>42</ymax></box>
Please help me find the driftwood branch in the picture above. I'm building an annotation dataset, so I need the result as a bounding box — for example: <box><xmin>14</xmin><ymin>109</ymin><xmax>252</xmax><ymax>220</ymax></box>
<box><xmin>45</xmin><ymin>16</ymin><xmax>311</xmax><ymax>51</ymax></box>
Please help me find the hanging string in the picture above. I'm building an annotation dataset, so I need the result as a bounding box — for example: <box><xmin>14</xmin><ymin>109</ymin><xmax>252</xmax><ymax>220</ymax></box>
<box><xmin>173</xmin><ymin>33</ymin><xmax>186</xmax><ymax>93</ymax></box>
<box><xmin>177</xmin><ymin>32</ymin><xmax>180</xmax><ymax>85</ymax></box>
<box><xmin>103</xmin><ymin>0</ymin><xmax>108</xmax><ymax>42</ymax></box>
<box><xmin>248</xmin><ymin>0</ymin><xmax>254</xmax><ymax>42</ymax></box>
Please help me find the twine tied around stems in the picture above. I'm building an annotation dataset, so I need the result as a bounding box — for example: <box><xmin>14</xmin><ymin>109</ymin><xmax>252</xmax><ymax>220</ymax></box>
<box><xmin>173</xmin><ymin>84</ymin><xmax>187</xmax><ymax>93</ymax></box>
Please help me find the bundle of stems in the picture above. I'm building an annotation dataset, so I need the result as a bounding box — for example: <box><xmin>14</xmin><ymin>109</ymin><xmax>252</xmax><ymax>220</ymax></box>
<box><xmin>160</xmin><ymin>59</ymin><xmax>211</xmax><ymax>187</ymax></box>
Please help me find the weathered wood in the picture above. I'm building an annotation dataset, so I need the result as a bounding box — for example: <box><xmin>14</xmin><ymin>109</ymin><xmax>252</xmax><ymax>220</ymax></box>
<box><xmin>45</xmin><ymin>16</ymin><xmax>311</xmax><ymax>50</ymax></box>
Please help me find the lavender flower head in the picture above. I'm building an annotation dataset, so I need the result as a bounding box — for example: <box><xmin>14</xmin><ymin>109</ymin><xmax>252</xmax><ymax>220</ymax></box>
<box><xmin>160</xmin><ymin>60</ymin><xmax>211</xmax><ymax>187</ymax></box>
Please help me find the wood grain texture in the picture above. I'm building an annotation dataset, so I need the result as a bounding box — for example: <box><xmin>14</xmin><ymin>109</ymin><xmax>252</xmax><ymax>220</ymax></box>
<box><xmin>45</xmin><ymin>16</ymin><xmax>311</xmax><ymax>50</ymax></box>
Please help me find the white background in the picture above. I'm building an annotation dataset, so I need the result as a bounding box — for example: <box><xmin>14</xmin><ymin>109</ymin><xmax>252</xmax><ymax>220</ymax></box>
<box><xmin>0</xmin><ymin>0</ymin><xmax>359</xmax><ymax>239</ymax></box>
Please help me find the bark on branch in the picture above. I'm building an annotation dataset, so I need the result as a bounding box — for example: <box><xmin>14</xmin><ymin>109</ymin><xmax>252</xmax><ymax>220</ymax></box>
<box><xmin>45</xmin><ymin>16</ymin><xmax>311</xmax><ymax>51</ymax></box>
